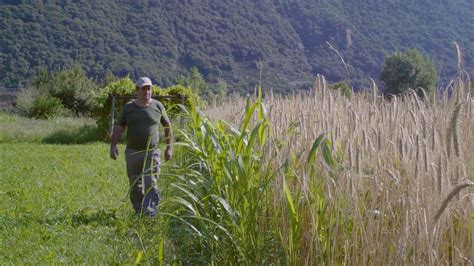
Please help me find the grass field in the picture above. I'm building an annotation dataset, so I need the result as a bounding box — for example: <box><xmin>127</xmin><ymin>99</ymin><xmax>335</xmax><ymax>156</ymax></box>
<box><xmin>0</xmin><ymin>113</ymin><xmax>168</xmax><ymax>264</ymax></box>
<box><xmin>0</xmin><ymin>79</ymin><xmax>472</xmax><ymax>264</ymax></box>
<box><xmin>0</xmin><ymin>142</ymin><xmax>168</xmax><ymax>264</ymax></box>
<box><xmin>0</xmin><ymin>112</ymin><xmax>98</xmax><ymax>144</ymax></box>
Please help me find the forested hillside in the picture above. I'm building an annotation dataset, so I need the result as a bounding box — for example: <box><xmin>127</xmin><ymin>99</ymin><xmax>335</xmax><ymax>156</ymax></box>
<box><xmin>1</xmin><ymin>0</ymin><xmax>472</xmax><ymax>93</ymax></box>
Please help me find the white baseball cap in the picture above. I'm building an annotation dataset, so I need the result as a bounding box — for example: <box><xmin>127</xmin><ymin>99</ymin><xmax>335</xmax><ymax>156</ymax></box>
<box><xmin>136</xmin><ymin>77</ymin><xmax>152</xmax><ymax>88</ymax></box>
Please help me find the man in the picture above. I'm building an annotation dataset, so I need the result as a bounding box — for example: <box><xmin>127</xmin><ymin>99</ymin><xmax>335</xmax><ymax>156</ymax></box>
<box><xmin>110</xmin><ymin>77</ymin><xmax>173</xmax><ymax>217</ymax></box>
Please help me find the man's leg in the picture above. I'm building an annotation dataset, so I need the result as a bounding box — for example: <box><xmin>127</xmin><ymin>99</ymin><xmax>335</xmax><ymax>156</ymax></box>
<box><xmin>125</xmin><ymin>148</ymin><xmax>145</xmax><ymax>214</ymax></box>
<box><xmin>142</xmin><ymin>149</ymin><xmax>161</xmax><ymax>217</ymax></box>
<box><xmin>125</xmin><ymin>148</ymin><xmax>161</xmax><ymax>217</ymax></box>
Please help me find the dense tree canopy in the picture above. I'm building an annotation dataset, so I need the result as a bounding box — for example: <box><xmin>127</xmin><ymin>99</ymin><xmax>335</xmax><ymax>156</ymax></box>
<box><xmin>381</xmin><ymin>49</ymin><xmax>438</xmax><ymax>98</ymax></box>
<box><xmin>0</xmin><ymin>0</ymin><xmax>472</xmax><ymax>94</ymax></box>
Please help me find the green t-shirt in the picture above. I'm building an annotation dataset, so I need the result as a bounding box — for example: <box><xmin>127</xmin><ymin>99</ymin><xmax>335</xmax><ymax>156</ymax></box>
<box><xmin>116</xmin><ymin>99</ymin><xmax>170</xmax><ymax>151</ymax></box>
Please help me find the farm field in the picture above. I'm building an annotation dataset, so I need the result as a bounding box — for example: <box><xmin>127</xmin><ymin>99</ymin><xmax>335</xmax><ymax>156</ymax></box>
<box><xmin>0</xmin><ymin>81</ymin><xmax>473</xmax><ymax>264</ymax></box>
<box><xmin>0</xmin><ymin>113</ymin><xmax>171</xmax><ymax>263</ymax></box>
<box><xmin>0</xmin><ymin>112</ymin><xmax>97</xmax><ymax>144</ymax></box>
<box><xmin>0</xmin><ymin>142</ymin><xmax>169</xmax><ymax>264</ymax></box>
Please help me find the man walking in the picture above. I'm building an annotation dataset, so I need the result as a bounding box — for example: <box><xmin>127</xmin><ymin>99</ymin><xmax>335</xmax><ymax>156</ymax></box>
<box><xmin>110</xmin><ymin>77</ymin><xmax>173</xmax><ymax>217</ymax></box>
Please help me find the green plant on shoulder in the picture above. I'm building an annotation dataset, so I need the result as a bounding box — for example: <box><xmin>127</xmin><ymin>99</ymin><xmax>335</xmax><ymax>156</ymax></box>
<box><xmin>159</xmin><ymin>85</ymin><xmax>203</xmax><ymax>117</ymax></box>
<box><xmin>91</xmin><ymin>77</ymin><xmax>202</xmax><ymax>139</ymax></box>
<box><xmin>90</xmin><ymin>77</ymin><xmax>136</xmax><ymax>138</ymax></box>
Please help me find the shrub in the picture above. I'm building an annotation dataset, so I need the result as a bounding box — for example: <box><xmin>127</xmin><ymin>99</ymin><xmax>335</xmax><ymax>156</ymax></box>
<box><xmin>159</xmin><ymin>84</ymin><xmax>203</xmax><ymax>117</ymax></box>
<box><xmin>15</xmin><ymin>87</ymin><xmax>42</xmax><ymax>116</ymax></box>
<box><xmin>91</xmin><ymin>78</ymin><xmax>201</xmax><ymax>139</ymax></box>
<box><xmin>15</xmin><ymin>64</ymin><xmax>97</xmax><ymax>118</ymax></box>
<box><xmin>15</xmin><ymin>87</ymin><xmax>65</xmax><ymax>119</ymax></box>
<box><xmin>177</xmin><ymin>66</ymin><xmax>210</xmax><ymax>98</ymax></box>
<box><xmin>330</xmin><ymin>81</ymin><xmax>352</xmax><ymax>97</ymax></box>
<box><xmin>47</xmin><ymin>64</ymin><xmax>97</xmax><ymax>115</ymax></box>
<box><xmin>381</xmin><ymin>49</ymin><xmax>438</xmax><ymax>99</ymax></box>
<box><xmin>91</xmin><ymin>77</ymin><xmax>136</xmax><ymax>139</ymax></box>
<box><xmin>30</xmin><ymin>95</ymin><xmax>64</xmax><ymax>119</ymax></box>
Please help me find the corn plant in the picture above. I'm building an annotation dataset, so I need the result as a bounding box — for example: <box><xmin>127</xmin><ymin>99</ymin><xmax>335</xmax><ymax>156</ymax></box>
<box><xmin>160</xmin><ymin>90</ymin><xmax>277</xmax><ymax>263</ymax></box>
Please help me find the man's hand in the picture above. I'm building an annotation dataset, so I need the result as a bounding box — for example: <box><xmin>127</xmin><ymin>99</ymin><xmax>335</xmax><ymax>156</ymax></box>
<box><xmin>163</xmin><ymin>122</ymin><xmax>173</xmax><ymax>161</ymax></box>
<box><xmin>110</xmin><ymin>125</ymin><xmax>123</xmax><ymax>160</ymax></box>
<box><xmin>164</xmin><ymin>146</ymin><xmax>173</xmax><ymax>161</ymax></box>
<box><xmin>110</xmin><ymin>145</ymin><xmax>119</xmax><ymax>160</ymax></box>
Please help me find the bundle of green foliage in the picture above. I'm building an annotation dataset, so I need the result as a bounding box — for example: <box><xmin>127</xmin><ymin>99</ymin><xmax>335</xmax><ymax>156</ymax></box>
<box><xmin>15</xmin><ymin>64</ymin><xmax>97</xmax><ymax>119</ymax></box>
<box><xmin>381</xmin><ymin>49</ymin><xmax>438</xmax><ymax>99</ymax></box>
<box><xmin>159</xmin><ymin>85</ymin><xmax>202</xmax><ymax>116</ymax></box>
<box><xmin>91</xmin><ymin>77</ymin><xmax>201</xmax><ymax>139</ymax></box>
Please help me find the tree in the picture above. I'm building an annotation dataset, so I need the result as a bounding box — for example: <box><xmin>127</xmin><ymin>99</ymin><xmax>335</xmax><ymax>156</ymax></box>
<box><xmin>48</xmin><ymin>64</ymin><xmax>97</xmax><ymax>115</ymax></box>
<box><xmin>16</xmin><ymin>64</ymin><xmax>97</xmax><ymax>118</ymax></box>
<box><xmin>381</xmin><ymin>49</ymin><xmax>438</xmax><ymax>98</ymax></box>
<box><xmin>177</xmin><ymin>66</ymin><xmax>212</xmax><ymax>100</ymax></box>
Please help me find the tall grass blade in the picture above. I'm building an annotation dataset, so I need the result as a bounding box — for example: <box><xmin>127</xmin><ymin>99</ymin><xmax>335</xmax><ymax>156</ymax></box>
<box><xmin>307</xmin><ymin>134</ymin><xmax>326</xmax><ymax>165</ymax></box>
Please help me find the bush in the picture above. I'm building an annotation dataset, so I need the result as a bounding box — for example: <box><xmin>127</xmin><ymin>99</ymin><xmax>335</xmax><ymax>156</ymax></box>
<box><xmin>15</xmin><ymin>64</ymin><xmax>97</xmax><ymax>118</ymax></box>
<box><xmin>15</xmin><ymin>87</ymin><xmax>41</xmax><ymax>116</ymax></box>
<box><xmin>30</xmin><ymin>95</ymin><xmax>65</xmax><ymax>119</ymax></box>
<box><xmin>90</xmin><ymin>77</ymin><xmax>136</xmax><ymax>139</ymax></box>
<box><xmin>330</xmin><ymin>81</ymin><xmax>352</xmax><ymax>97</ymax></box>
<box><xmin>91</xmin><ymin>78</ymin><xmax>201</xmax><ymax>139</ymax></box>
<box><xmin>15</xmin><ymin>87</ymin><xmax>65</xmax><ymax>119</ymax></box>
<box><xmin>381</xmin><ymin>49</ymin><xmax>438</xmax><ymax>99</ymax></box>
<box><xmin>159</xmin><ymin>85</ymin><xmax>203</xmax><ymax>116</ymax></box>
<box><xmin>48</xmin><ymin>64</ymin><xmax>97</xmax><ymax>115</ymax></box>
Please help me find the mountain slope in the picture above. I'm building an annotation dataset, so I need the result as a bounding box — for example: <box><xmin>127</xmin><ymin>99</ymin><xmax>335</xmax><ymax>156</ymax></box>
<box><xmin>275</xmin><ymin>0</ymin><xmax>474</xmax><ymax>87</ymax></box>
<box><xmin>0</xmin><ymin>0</ymin><xmax>472</xmax><ymax>93</ymax></box>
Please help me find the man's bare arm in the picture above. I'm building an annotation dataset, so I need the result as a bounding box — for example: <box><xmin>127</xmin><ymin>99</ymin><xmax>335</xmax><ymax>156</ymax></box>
<box><xmin>110</xmin><ymin>125</ymin><xmax>124</xmax><ymax>160</ymax></box>
<box><xmin>163</xmin><ymin>122</ymin><xmax>173</xmax><ymax>160</ymax></box>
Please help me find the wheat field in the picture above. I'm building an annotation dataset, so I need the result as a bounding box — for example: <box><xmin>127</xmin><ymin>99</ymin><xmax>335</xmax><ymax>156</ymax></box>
<box><xmin>200</xmin><ymin>75</ymin><xmax>473</xmax><ymax>264</ymax></box>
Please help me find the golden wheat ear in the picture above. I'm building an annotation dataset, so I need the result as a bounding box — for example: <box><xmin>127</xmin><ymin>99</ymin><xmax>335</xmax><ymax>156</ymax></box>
<box><xmin>433</xmin><ymin>180</ymin><xmax>473</xmax><ymax>223</ymax></box>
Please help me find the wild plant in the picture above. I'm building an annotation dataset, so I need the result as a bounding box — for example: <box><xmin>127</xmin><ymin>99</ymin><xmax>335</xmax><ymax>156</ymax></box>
<box><xmin>196</xmin><ymin>74</ymin><xmax>473</xmax><ymax>264</ymax></box>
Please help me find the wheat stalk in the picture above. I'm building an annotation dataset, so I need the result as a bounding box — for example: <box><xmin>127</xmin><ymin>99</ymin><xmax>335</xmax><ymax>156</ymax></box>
<box><xmin>446</xmin><ymin>103</ymin><xmax>462</xmax><ymax>158</ymax></box>
<box><xmin>453</xmin><ymin>42</ymin><xmax>464</xmax><ymax>72</ymax></box>
<box><xmin>452</xmin><ymin>103</ymin><xmax>463</xmax><ymax>158</ymax></box>
<box><xmin>370</xmin><ymin>78</ymin><xmax>378</xmax><ymax>105</ymax></box>
<box><xmin>202</xmin><ymin>73</ymin><xmax>473</xmax><ymax>264</ymax></box>
<box><xmin>433</xmin><ymin>180</ymin><xmax>473</xmax><ymax>223</ymax></box>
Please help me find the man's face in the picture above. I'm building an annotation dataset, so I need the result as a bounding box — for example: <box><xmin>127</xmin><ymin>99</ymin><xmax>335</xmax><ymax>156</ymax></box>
<box><xmin>137</xmin><ymin>85</ymin><xmax>152</xmax><ymax>101</ymax></box>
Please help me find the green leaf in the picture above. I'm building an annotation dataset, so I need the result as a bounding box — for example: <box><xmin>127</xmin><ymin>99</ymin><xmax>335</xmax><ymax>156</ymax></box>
<box><xmin>246</xmin><ymin>121</ymin><xmax>264</xmax><ymax>156</ymax></box>
<box><xmin>322</xmin><ymin>140</ymin><xmax>337</xmax><ymax>169</ymax></box>
<box><xmin>134</xmin><ymin>251</ymin><xmax>144</xmax><ymax>264</ymax></box>
<box><xmin>284</xmin><ymin>181</ymin><xmax>298</xmax><ymax>223</ymax></box>
<box><xmin>158</xmin><ymin>239</ymin><xmax>165</xmax><ymax>266</ymax></box>
<box><xmin>307</xmin><ymin>134</ymin><xmax>326</xmax><ymax>165</ymax></box>
<box><xmin>211</xmin><ymin>195</ymin><xmax>237</xmax><ymax>223</ymax></box>
<box><xmin>171</xmin><ymin>197</ymin><xmax>199</xmax><ymax>216</ymax></box>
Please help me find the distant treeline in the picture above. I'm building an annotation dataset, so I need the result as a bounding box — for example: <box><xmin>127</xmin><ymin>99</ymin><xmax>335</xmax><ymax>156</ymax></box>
<box><xmin>1</xmin><ymin>0</ymin><xmax>472</xmax><ymax>93</ymax></box>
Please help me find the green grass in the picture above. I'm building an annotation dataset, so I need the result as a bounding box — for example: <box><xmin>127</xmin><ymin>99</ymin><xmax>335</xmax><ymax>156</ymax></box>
<box><xmin>0</xmin><ymin>143</ymin><xmax>168</xmax><ymax>264</ymax></box>
<box><xmin>0</xmin><ymin>112</ymin><xmax>100</xmax><ymax>144</ymax></box>
<box><xmin>0</xmin><ymin>99</ymin><xmax>396</xmax><ymax>264</ymax></box>
<box><xmin>1</xmin><ymin>90</ymin><xmax>471</xmax><ymax>264</ymax></box>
